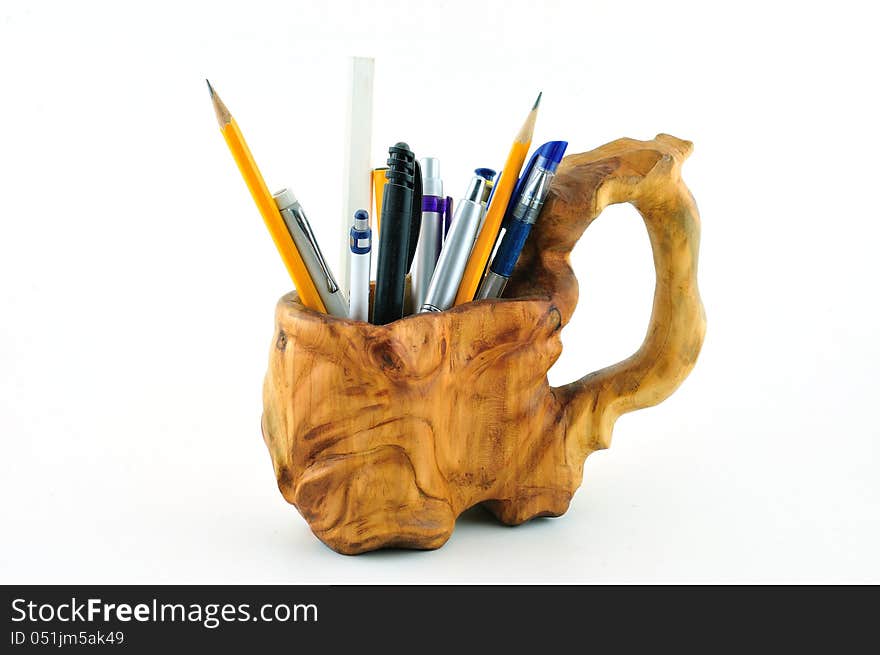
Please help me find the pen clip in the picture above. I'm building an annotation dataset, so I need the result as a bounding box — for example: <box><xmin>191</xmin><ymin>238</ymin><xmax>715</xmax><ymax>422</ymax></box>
<box><xmin>443</xmin><ymin>196</ymin><xmax>454</xmax><ymax>239</ymax></box>
<box><xmin>292</xmin><ymin>207</ymin><xmax>339</xmax><ymax>294</ymax></box>
<box><xmin>406</xmin><ymin>159</ymin><xmax>423</xmax><ymax>273</ymax></box>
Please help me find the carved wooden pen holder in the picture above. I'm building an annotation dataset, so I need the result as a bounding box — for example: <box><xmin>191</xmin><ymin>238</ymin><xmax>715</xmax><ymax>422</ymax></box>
<box><xmin>261</xmin><ymin>134</ymin><xmax>706</xmax><ymax>555</ymax></box>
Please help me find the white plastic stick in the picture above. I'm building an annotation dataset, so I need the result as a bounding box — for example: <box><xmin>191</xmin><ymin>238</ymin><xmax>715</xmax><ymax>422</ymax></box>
<box><xmin>340</xmin><ymin>56</ymin><xmax>375</xmax><ymax>299</ymax></box>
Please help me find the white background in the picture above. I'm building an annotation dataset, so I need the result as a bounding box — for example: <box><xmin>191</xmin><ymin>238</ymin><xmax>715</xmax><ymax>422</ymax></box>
<box><xmin>1</xmin><ymin>0</ymin><xmax>878</xmax><ymax>583</ymax></box>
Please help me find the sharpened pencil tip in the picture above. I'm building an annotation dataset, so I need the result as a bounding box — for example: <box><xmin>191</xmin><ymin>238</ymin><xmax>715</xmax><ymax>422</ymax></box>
<box><xmin>515</xmin><ymin>91</ymin><xmax>541</xmax><ymax>143</ymax></box>
<box><xmin>207</xmin><ymin>80</ymin><xmax>231</xmax><ymax>126</ymax></box>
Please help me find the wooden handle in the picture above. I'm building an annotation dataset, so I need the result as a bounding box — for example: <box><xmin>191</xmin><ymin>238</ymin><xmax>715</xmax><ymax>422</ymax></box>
<box><xmin>506</xmin><ymin>133</ymin><xmax>706</xmax><ymax>454</ymax></box>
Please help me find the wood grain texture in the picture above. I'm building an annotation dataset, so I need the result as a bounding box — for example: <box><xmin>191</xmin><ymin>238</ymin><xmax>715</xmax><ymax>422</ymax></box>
<box><xmin>261</xmin><ymin>133</ymin><xmax>706</xmax><ymax>554</ymax></box>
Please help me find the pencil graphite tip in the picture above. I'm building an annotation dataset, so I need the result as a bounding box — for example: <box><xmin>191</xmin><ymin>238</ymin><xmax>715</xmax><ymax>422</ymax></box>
<box><xmin>515</xmin><ymin>92</ymin><xmax>541</xmax><ymax>144</ymax></box>
<box><xmin>207</xmin><ymin>80</ymin><xmax>232</xmax><ymax>126</ymax></box>
<box><xmin>206</xmin><ymin>78</ymin><xmax>215</xmax><ymax>98</ymax></box>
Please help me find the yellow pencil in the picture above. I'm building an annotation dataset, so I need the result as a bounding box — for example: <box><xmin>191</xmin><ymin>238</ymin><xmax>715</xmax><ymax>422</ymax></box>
<box><xmin>372</xmin><ymin>167</ymin><xmax>388</xmax><ymax>235</ymax></box>
<box><xmin>453</xmin><ymin>92</ymin><xmax>541</xmax><ymax>306</ymax></box>
<box><xmin>207</xmin><ymin>80</ymin><xmax>326</xmax><ymax>313</ymax></box>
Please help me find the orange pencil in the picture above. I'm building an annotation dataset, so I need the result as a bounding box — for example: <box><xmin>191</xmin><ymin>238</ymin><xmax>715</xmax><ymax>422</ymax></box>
<box><xmin>453</xmin><ymin>92</ymin><xmax>541</xmax><ymax>306</ymax></box>
<box><xmin>207</xmin><ymin>80</ymin><xmax>326</xmax><ymax>313</ymax></box>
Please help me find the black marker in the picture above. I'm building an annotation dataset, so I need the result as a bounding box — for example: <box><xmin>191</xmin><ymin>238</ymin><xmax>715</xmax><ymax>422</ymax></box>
<box><xmin>372</xmin><ymin>142</ymin><xmax>415</xmax><ymax>324</ymax></box>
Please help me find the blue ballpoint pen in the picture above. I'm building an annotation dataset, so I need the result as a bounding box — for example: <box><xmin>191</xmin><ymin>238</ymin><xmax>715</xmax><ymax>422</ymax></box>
<box><xmin>475</xmin><ymin>141</ymin><xmax>568</xmax><ymax>299</ymax></box>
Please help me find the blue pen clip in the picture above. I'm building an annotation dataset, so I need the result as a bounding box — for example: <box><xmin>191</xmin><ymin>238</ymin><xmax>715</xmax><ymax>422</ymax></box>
<box><xmin>443</xmin><ymin>196</ymin><xmax>454</xmax><ymax>239</ymax></box>
<box><xmin>501</xmin><ymin>140</ymin><xmax>568</xmax><ymax>229</ymax></box>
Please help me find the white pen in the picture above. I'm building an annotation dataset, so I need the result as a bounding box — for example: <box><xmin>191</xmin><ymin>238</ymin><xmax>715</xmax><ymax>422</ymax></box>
<box><xmin>348</xmin><ymin>209</ymin><xmax>372</xmax><ymax>321</ymax></box>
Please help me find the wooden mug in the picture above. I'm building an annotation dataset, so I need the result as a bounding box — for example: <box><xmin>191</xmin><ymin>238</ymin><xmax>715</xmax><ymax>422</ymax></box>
<box><xmin>261</xmin><ymin>134</ymin><xmax>706</xmax><ymax>555</ymax></box>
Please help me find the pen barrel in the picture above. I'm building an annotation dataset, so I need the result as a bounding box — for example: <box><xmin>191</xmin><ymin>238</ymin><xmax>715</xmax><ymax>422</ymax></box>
<box><xmin>420</xmin><ymin>180</ymin><xmax>486</xmax><ymax>312</ymax></box>
<box><xmin>491</xmin><ymin>218</ymin><xmax>533</xmax><ymax>278</ymax></box>
<box><xmin>348</xmin><ymin>224</ymin><xmax>371</xmax><ymax>321</ymax></box>
<box><xmin>373</xmin><ymin>143</ymin><xmax>415</xmax><ymax>325</ymax></box>
<box><xmin>475</xmin><ymin>270</ymin><xmax>509</xmax><ymax>300</ymax></box>
<box><xmin>478</xmin><ymin>164</ymin><xmax>559</xmax><ymax>301</ymax></box>
<box><xmin>411</xmin><ymin>201</ymin><xmax>445</xmax><ymax>311</ymax></box>
<box><xmin>277</xmin><ymin>202</ymin><xmax>348</xmax><ymax>318</ymax></box>
<box><xmin>373</xmin><ymin>184</ymin><xmax>413</xmax><ymax>324</ymax></box>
